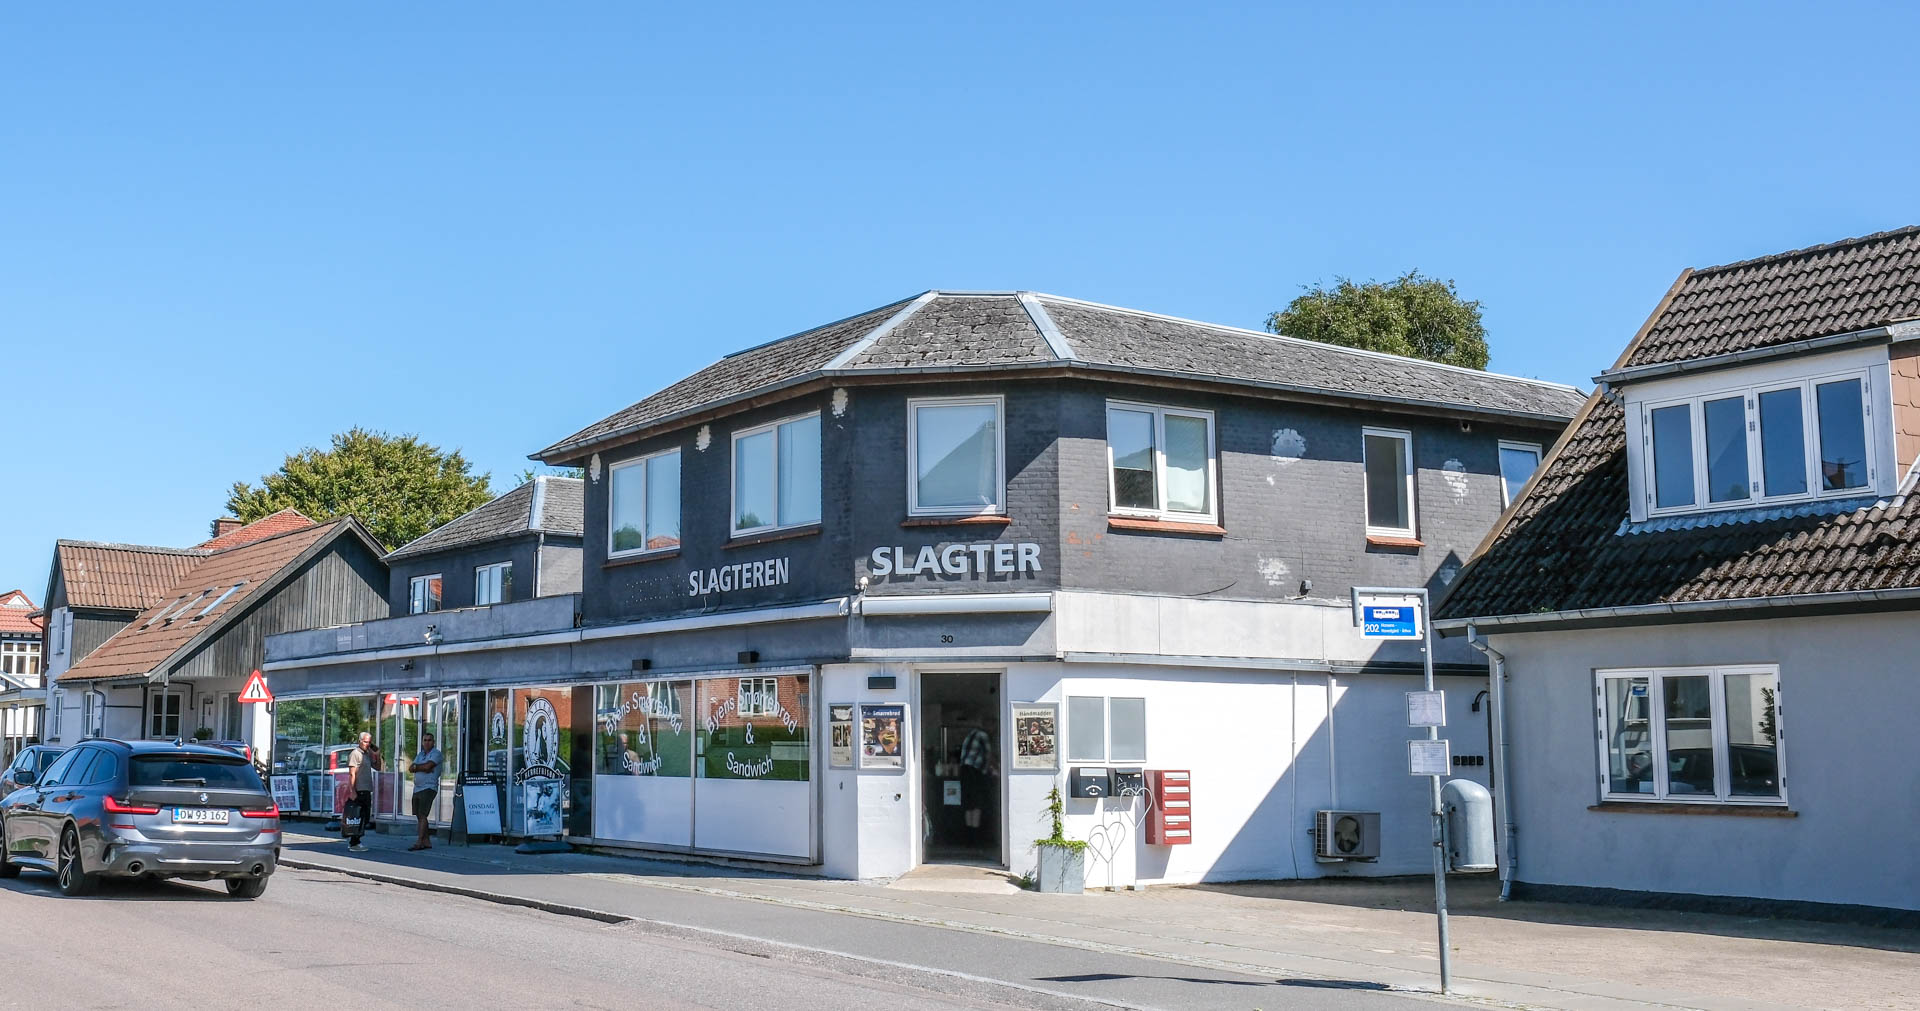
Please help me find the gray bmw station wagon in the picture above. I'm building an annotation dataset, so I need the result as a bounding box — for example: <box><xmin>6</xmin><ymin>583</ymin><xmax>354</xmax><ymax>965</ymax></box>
<box><xmin>0</xmin><ymin>739</ymin><xmax>280</xmax><ymax>897</ymax></box>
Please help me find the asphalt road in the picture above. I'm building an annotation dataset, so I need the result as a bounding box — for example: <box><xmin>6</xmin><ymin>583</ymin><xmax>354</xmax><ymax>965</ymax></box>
<box><xmin>0</xmin><ymin>866</ymin><xmax>1435</xmax><ymax>1011</ymax></box>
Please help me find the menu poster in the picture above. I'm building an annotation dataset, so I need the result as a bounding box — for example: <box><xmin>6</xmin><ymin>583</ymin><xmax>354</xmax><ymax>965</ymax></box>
<box><xmin>269</xmin><ymin>775</ymin><xmax>300</xmax><ymax>813</ymax></box>
<box><xmin>1011</xmin><ymin>704</ymin><xmax>1059</xmax><ymax>771</ymax></box>
<box><xmin>828</xmin><ymin>704</ymin><xmax>856</xmax><ymax>768</ymax></box>
<box><xmin>860</xmin><ymin>704</ymin><xmax>905</xmax><ymax>769</ymax></box>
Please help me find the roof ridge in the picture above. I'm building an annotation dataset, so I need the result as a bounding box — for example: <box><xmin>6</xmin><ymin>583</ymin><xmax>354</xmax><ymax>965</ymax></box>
<box><xmin>529</xmin><ymin>475</ymin><xmax>547</xmax><ymax>531</ymax></box>
<box><xmin>203</xmin><ymin>516</ymin><xmax>341</xmax><ymax>555</ymax></box>
<box><xmin>1690</xmin><ymin>225</ymin><xmax>1920</xmax><ymax>276</ymax></box>
<box><xmin>823</xmin><ymin>291</ymin><xmax>942</xmax><ymax>371</ymax></box>
<box><xmin>1030</xmin><ymin>292</ymin><xmax>1584</xmax><ymax>393</ymax></box>
<box><xmin>722</xmin><ymin>292</ymin><xmax>931</xmax><ymax>361</ymax></box>
<box><xmin>384</xmin><ymin>482</ymin><xmax>528</xmax><ymax>559</ymax></box>
<box><xmin>57</xmin><ymin>539</ymin><xmax>208</xmax><ymax>556</ymax></box>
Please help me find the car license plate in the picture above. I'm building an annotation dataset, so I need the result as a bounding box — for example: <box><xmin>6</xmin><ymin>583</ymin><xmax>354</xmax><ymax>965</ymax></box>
<box><xmin>174</xmin><ymin>808</ymin><xmax>231</xmax><ymax>825</ymax></box>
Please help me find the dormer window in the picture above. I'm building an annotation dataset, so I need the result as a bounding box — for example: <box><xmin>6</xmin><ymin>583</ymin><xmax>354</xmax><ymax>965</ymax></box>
<box><xmin>1625</xmin><ymin>349</ymin><xmax>1892</xmax><ymax>521</ymax></box>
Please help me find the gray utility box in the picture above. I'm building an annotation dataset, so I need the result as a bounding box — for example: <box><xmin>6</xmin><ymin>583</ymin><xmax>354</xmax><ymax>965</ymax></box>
<box><xmin>1314</xmin><ymin>809</ymin><xmax>1380</xmax><ymax>861</ymax></box>
<box><xmin>1441</xmin><ymin>778</ymin><xmax>1497</xmax><ymax>872</ymax></box>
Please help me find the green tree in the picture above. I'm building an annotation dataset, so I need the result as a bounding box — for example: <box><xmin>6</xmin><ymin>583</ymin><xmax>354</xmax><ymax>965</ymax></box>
<box><xmin>514</xmin><ymin>465</ymin><xmax>585</xmax><ymax>486</ymax></box>
<box><xmin>1267</xmin><ymin>271</ymin><xmax>1491</xmax><ymax>370</ymax></box>
<box><xmin>226</xmin><ymin>428</ymin><xmax>494</xmax><ymax>550</ymax></box>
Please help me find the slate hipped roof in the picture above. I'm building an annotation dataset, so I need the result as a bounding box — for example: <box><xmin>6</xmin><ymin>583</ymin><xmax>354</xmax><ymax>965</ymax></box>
<box><xmin>1439</xmin><ymin>226</ymin><xmax>1920</xmax><ymax>622</ymax></box>
<box><xmin>536</xmin><ymin>291</ymin><xmax>1586</xmax><ymax>462</ymax></box>
<box><xmin>385</xmin><ymin>476</ymin><xmax>584</xmax><ymax>561</ymax></box>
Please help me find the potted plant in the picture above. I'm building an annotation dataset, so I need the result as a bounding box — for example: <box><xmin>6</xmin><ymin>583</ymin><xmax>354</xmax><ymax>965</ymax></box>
<box><xmin>1033</xmin><ymin>787</ymin><xmax>1086</xmax><ymax>893</ymax></box>
<box><xmin>192</xmin><ymin>728</ymin><xmax>215</xmax><ymax>741</ymax></box>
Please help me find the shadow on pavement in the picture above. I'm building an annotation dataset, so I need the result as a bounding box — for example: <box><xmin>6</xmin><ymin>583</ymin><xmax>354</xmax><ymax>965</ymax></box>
<box><xmin>0</xmin><ymin>873</ymin><xmax>242</xmax><ymax>903</ymax></box>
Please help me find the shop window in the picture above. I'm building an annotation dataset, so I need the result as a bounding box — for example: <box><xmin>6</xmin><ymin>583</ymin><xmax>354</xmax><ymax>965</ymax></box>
<box><xmin>595</xmin><ymin>681</ymin><xmax>692</xmax><ymax>778</ymax></box>
<box><xmin>908</xmin><ymin>396</ymin><xmax>1005</xmax><ymax>516</ymax></box>
<box><xmin>1067</xmin><ymin>695</ymin><xmax>1147</xmax><ymax>764</ymax></box>
<box><xmin>409</xmin><ymin>574</ymin><xmax>442</xmax><ymax>615</ymax></box>
<box><xmin>1362</xmin><ymin>427</ymin><xmax>1415</xmax><ymax>538</ymax></box>
<box><xmin>1498</xmin><ymin>441</ymin><xmax>1542</xmax><ymax>506</ymax></box>
<box><xmin>732</xmin><ymin>413</ymin><xmax>822</xmax><ymax>535</ymax></box>
<box><xmin>609</xmin><ymin>449</ymin><xmax>682</xmax><ymax>555</ymax></box>
<box><xmin>698</xmin><ymin>674</ymin><xmax>810</xmax><ymax>782</ymax></box>
<box><xmin>1106</xmin><ymin>402</ymin><xmax>1217</xmax><ymax>522</ymax></box>
<box><xmin>475</xmin><ymin>562</ymin><xmax>513</xmax><ymax>606</ymax></box>
<box><xmin>148</xmin><ymin>690</ymin><xmax>184</xmax><ymax>739</ymax></box>
<box><xmin>1597</xmin><ymin>665</ymin><xmax>1784</xmax><ymax>804</ymax></box>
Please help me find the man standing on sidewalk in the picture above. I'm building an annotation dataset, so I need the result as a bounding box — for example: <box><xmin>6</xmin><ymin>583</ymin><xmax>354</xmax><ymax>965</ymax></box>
<box><xmin>346</xmin><ymin>731</ymin><xmax>381</xmax><ymax>852</ymax></box>
<box><xmin>408</xmin><ymin>732</ymin><xmax>441</xmax><ymax>851</ymax></box>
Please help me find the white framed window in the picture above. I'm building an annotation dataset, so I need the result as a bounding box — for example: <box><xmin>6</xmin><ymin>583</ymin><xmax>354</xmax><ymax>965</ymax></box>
<box><xmin>1498</xmin><ymin>441</ymin><xmax>1542</xmax><ymax>506</ymax></box>
<box><xmin>48</xmin><ymin>689</ymin><xmax>63</xmax><ymax>738</ymax></box>
<box><xmin>608</xmin><ymin>449</ymin><xmax>682</xmax><ymax>557</ymax></box>
<box><xmin>409</xmin><ymin>574</ymin><xmax>443</xmax><ymax>615</ymax></box>
<box><xmin>1361</xmin><ymin>427</ymin><xmax>1416</xmax><ymax>538</ymax></box>
<box><xmin>908</xmin><ymin>396</ymin><xmax>1006</xmax><ymax>516</ymax></box>
<box><xmin>475</xmin><ymin>562</ymin><xmax>513</xmax><ymax>606</ymax></box>
<box><xmin>1</xmin><ymin>641</ymin><xmax>38</xmax><ymax>678</ymax></box>
<box><xmin>1066</xmin><ymin>695</ymin><xmax>1147</xmax><ymax>764</ymax></box>
<box><xmin>738</xmin><ymin>677</ymin><xmax>778</xmax><ymax>717</ymax></box>
<box><xmin>87</xmin><ymin>690</ymin><xmax>105</xmax><ymax>737</ymax></box>
<box><xmin>731</xmin><ymin>413</ymin><xmax>822</xmax><ymax>536</ymax></box>
<box><xmin>1106</xmin><ymin>401</ymin><xmax>1217</xmax><ymax>522</ymax></box>
<box><xmin>1633</xmin><ymin>363</ymin><xmax>1883</xmax><ymax>519</ymax></box>
<box><xmin>1596</xmin><ymin>665</ymin><xmax>1785</xmax><ymax>805</ymax></box>
<box><xmin>148</xmin><ymin>689</ymin><xmax>184</xmax><ymax>739</ymax></box>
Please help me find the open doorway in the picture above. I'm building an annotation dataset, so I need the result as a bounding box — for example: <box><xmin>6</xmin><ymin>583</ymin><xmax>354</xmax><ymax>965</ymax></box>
<box><xmin>919</xmin><ymin>672</ymin><xmax>1001</xmax><ymax>865</ymax></box>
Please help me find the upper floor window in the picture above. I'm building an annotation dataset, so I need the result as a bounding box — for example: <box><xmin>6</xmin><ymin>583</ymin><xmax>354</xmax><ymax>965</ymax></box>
<box><xmin>908</xmin><ymin>396</ymin><xmax>1004</xmax><ymax>516</ymax></box>
<box><xmin>1106</xmin><ymin>402</ymin><xmax>1216</xmax><ymax>522</ymax></box>
<box><xmin>733</xmin><ymin>413</ymin><xmax>822</xmax><ymax>536</ymax></box>
<box><xmin>409</xmin><ymin>574</ymin><xmax>442</xmax><ymax>615</ymax></box>
<box><xmin>609</xmin><ymin>449</ymin><xmax>682</xmax><ymax>556</ymax></box>
<box><xmin>1498</xmin><ymin>441</ymin><xmax>1542</xmax><ymax>506</ymax></box>
<box><xmin>1634</xmin><ymin>365</ymin><xmax>1882</xmax><ymax>518</ymax></box>
<box><xmin>1597</xmin><ymin>665</ymin><xmax>1783</xmax><ymax>804</ymax></box>
<box><xmin>1362</xmin><ymin>427</ymin><xmax>1416</xmax><ymax>538</ymax></box>
<box><xmin>475</xmin><ymin>562</ymin><xmax>513</xmax><ymax>606</ymax></box>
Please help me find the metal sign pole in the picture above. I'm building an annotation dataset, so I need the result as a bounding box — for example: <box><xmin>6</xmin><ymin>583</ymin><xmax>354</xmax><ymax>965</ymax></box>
<box><xmin>1422</xmin><ymin>588</ymin><xmax>1451</xmax><ymax>994</ymax></box>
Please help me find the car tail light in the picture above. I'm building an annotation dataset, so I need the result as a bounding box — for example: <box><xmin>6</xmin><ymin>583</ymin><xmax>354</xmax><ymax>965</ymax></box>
<box><xmin>240</xmin><ymin>803</ymin><xmax>279</xmax><ymax>820</ymax></box>
<box><xmin>103</xmin><ymin>797</ymin><xmax>161</xmax><ymax>815</ymax></box>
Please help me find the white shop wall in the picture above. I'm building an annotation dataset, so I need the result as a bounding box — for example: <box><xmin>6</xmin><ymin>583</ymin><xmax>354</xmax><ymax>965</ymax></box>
<box><xmin>818</xmin><ymin>662</ymin><xmax>917</xmax><ymax>879</ymax></box>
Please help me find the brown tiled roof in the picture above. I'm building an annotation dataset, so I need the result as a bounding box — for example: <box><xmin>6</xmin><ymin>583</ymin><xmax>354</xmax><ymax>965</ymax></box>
<box><xmin>0</xmin><ymin>590</ymin><xmax>39</xmax><ymax>636</ymax></box>
<box><xmin>1440</xmin><ymin>227</ymin><xmax>1920</xmax><ymax>621</ymax></box>
<box><xmin>196</xmin><ymin>509</ymin><xmax>316</xmax><ymax>551</ymax></box>
<box><xmin>54</xmin><ymin>542</ymin><xmax>205</xmax><ymax>611</ymax></box>
<box><xmin>1626</xmin><ymin>226</ymin><xmax>1920</xmax><ymax>368</ymax></box>
<box><xmin>60</xmin><ymin>522</ymin><xmax>340</xmax><ymax>683</ymax></box>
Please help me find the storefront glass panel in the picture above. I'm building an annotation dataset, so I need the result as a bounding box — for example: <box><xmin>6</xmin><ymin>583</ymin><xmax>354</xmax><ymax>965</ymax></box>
<box><xmin>272</xmin><ymin>698</ymin><xmax>326</xmax><ymax>813</ymax></box>
<box><xmin>323</xmin><ymin>696</ymin><xmax>378</xmax><ymax>816</ymax></box>
<box><xmin>694</xmin><ymin>673</ymin><xmax>811</xmax><ymax>858</ymax></box>
<box><xmin>509</xmin><ymin>686</ymin><xmax>573</xmax><ymax>837</ymax></box>
<box><xmin>427</xmin><ymin>690</ymin><xmax>462</xmax><ymax>823</ymax></box>
<box><xmin>593</xmin><ymin>680</ymin><xmax>693</xmax><ymax>848</ymax></box>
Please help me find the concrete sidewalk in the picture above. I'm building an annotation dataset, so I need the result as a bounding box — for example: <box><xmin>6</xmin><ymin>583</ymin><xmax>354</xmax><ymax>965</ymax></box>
<box><xmin>278</xmin><ymin>824</ymin><xmax>1918</xmax><ymax>1011</ymax></box>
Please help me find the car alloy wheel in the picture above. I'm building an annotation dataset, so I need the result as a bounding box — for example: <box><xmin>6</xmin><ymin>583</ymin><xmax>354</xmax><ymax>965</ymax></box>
<box><xmin>57</xmin><ymin>827</ymin><xmax>96</xmax><ymax>897</ymax></box>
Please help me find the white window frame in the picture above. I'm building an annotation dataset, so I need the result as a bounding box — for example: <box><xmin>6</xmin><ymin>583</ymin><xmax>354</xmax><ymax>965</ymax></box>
<box><xmin>47</xmin><ymin>689</ymin><xmax>63</xmax><ymax>738</ymax></box>
<box><xmin>907</xmin><ymin>395</ymin><xmax>1007</xmax><ymax>517</ymax></box>
<box><xmin>409</xmin><ymin>574</ymin><xmax>442</xmax><ymax>615</ymax></box>
<box><xmin>606</xmin><ymin>448</ymin><xmax>682</xmax><ymax>559</ymax></box>
<box><xmin>1594</xmin><ymin>664</ymin><xmax>1787</xmax><ymax>806</ymax></box>
<box><xmin>148</xmin><ymin>689</ymin><xmax>185</xmax><ymax>739</ymax></box>
<box><xmin>738</xmin><ymin>677</ymin><xmax>778</xmax><ymax>717</ymax></box>
<box><xmin>1361</xmin><ymin>426</ymin><xmax>1417</xmax><ymax>538</ymax></box>
<box><xmin>474</xmin><ymin>561</ymin><xmax>512</xmax><ymax>606</ymax></box>
<box><xmin>87</xmin><ymin>689</ymin><xmax>105</xmax><ymax>737</ymax></box>
<box><xmin>1104</xmin><ymin>401</ymin><xmax>1219</xmax><ymax>523</ymax></box>
<box><xmin>1066</xmin><ymin>695</ymin><xmax>1148</xmax><ymax>765</ymax></box>
<box><xmin>729</xmin><ymin>411</ymin><xmax>822</xmax><ymax>537</ymax></box>
<box><xmin>1497</xmin><ymin>440</ymin><xmax>1543</xmax><ymax>506</ymax></box>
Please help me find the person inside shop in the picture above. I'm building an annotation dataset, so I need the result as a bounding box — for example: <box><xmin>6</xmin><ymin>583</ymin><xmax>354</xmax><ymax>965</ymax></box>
<box><xmin>408</xmin><ymin>732</ymin><xmax>442</xmax><ymax>851</ymax></box>
<box><xmin>345</xmin><ymin>731</ymin><xmax>381</xmax><ymax>852</ymax></box>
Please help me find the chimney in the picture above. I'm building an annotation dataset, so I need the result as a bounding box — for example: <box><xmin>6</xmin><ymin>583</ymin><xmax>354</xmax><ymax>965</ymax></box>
<box><xmin>210</xmin><ymin>517</ymin><xmax>243</xmax><ymax>539</ymax></box>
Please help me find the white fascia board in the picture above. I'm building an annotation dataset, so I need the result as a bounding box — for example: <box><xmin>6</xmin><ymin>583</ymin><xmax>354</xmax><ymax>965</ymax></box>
<box><xmin>577</xmin><ymin>599</ymin><xmax>851</xmax><ymax>641</ymax></box>
<box><xmin>262</xmin><ymin>628</ymin><xmax>585</xmax><ymax>671</ymax></box>
<box><xmin>858</xmin><ymin>593</ymin><xmax>1053</xmax><ymax>616</ymax></box>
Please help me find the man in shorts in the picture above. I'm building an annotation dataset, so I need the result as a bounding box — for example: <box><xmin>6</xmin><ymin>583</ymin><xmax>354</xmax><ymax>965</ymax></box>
<box><xmin>407</xmin><ymin>732</ymin><xmax>442</xmax><ymax>851</ymax></box>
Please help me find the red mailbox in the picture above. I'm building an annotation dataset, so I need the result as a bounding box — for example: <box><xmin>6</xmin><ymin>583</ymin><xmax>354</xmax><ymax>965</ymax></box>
<box><xmin>1144</xmin><ymin>769</ymin><xmax>1191</xmax><ymax>845</ymax></box>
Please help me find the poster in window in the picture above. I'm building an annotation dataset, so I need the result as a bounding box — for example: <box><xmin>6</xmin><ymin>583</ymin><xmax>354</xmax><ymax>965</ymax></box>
<box><xmin>1011</xmin><ymin>704</ymin><xmax>1058</xmax><ymax>771</ymax></box>
<box><xmin>828</xmin><ymin>704</ymin><xmax>855</xmax><ymax>768</ymax></box>
<box><xmin>859</xmin><ymin>704</ymin><xmax>904</xmax><ymax>769</ymax></box>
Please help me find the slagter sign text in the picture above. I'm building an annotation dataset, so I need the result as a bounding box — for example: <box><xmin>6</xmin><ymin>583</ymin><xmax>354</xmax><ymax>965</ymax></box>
<box><xmin>689</xmin><ymin>557</ymin><xmax>791</xmax><ymax>597</ymax></box>
<box><xmin>869</xmin><ymin>542</ymin><xmax>1042</xmax><ymax>578</ymax></box>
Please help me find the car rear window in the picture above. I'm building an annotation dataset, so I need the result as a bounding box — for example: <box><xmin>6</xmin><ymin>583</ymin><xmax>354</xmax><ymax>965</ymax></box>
<box><xmin>131</xmin><ymin>756</ymin><xmax>264</xmax><ymax>790</ymax></box>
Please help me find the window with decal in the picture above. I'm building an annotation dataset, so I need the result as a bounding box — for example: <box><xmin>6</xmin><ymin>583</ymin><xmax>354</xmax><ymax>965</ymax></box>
<box><xmin>595</xmin><ymin>681</ymin><xmax>693</xmax><ymax>778</ymax></box>
<box><xmin>1106</xmin><ymin>402</ymin><xmax>1216</xmax><ymax>523</ymax></box>
<box><xmin>1597</xmin><ymin>665</ymin><xmax>1784</xmax><ymax>804</ymax></box>
<box><xmin>732</xmin><ymin>413</ymin><xmax>821</xmax><ymax>536</ymax></box>
<box><xmin>609</xmin><ymin>449</ymin><xmax>682</xmax><ymax>556</ymax></box>
<box><xmin>697</xmin><ymin>674</ymin><xmax>810</xmax><ymax>781</ymax></box>
<box><xmin>909</xmin><ymin>396</ymin><xmax>1005</xmax><ymax>516</ymax></box>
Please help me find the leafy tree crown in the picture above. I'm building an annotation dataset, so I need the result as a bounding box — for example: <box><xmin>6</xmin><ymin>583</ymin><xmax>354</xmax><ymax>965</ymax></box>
<box><xmin>1266</xmin><ymin>270</ymin><xmax>1490</xmax><ymax>370</ymax></box>
<box><xmin>226</xmin><ymin>428</ymin><xmax>494</xmax><ymax>551</ymax></box>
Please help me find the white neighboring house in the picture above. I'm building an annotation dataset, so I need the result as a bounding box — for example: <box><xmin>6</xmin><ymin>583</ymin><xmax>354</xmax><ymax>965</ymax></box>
<box><xmin>0</xmin><ymin>589</ymin><xmax>44</xmax><ymax>760</ymax></box>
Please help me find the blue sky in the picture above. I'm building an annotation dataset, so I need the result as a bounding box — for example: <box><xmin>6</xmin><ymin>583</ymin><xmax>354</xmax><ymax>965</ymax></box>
<box><xmin>3</xmin><ymin>3</ymin><xmax>1916</xmax><ymax>594</ymax></box>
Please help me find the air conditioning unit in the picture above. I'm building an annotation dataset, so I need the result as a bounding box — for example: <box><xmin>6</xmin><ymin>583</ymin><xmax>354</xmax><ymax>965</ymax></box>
<box><xmin>1314</xmin><ymin>809</ymin><xmax>1381</xmax><ymax>861</ymax></box>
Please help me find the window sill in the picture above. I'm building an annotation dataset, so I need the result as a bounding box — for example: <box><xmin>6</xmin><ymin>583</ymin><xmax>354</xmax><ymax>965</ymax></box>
<box><xmin>726</xmin><ymin>524</ymin><xmax>822</xmax><ymax>549</ymax></box>
<box><xmin>1106</xmin><ymin>516</ymin><xmax>1226</xmax><ymax>537</ymax></box>
<box><xmin>1588</xmin><ymin>802</ymin><xmax>1795</xmax><ymax>818</ymax></box>
<box><xmin>603</xmin><ymin>549</ymin><xmax>681</xmax><ymax>569</ymax></box>
<box><xmin>1365</xmin><ymin>534</ymin><xmax>1424</xmax><ymax>549</ymax></box>
<box><xmin>900</xmin><ymin>514</ymin><xmax>1011</xmax><ymax>528</ymax></box>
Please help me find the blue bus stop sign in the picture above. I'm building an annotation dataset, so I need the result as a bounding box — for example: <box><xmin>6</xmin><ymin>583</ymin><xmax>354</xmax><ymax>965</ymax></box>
<box><xmin>1361</xmin><ymin>604</ymin><xmax>1420</xmax><ymax>638</ymax></box>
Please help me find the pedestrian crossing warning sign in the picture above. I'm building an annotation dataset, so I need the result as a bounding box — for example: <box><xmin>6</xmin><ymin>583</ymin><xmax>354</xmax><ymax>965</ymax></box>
<box><xmin>239</xmin><ymin>669</ymin><xmax>273</xmax><ymax>704</ymax></box>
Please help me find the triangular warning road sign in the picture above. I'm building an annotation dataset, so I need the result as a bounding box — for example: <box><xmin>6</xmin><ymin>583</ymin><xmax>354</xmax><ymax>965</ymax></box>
<box><xmin>239</xmin><ymin>669</ymin><xmax>274</xmax><ymax>704</ymax></box>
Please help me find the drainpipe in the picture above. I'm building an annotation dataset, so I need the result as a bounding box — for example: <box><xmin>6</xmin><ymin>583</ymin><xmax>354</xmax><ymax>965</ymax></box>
<box><xmin>1464</xmin><ymin>623</ymin><xmax>1514</xmax><ymax>901</ymax></box>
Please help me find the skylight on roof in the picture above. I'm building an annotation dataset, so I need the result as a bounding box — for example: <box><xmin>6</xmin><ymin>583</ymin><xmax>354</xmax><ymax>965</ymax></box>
<box><xmin>195</xmin><ymin>581</ymin><xmax>245</xmax><ymax>619</ymax></box>
<box><xmin>166</xmin><ymin>589</ymin><xmax>214</xmax><ymax>623</ymax></box>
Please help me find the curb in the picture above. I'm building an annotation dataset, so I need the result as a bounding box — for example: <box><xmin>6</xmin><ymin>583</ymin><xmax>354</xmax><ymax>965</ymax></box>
<box><xmin>278</xmin><ymin>857</ymin><xmax>630</xmax><ymax>924</ymax></box>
